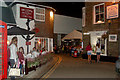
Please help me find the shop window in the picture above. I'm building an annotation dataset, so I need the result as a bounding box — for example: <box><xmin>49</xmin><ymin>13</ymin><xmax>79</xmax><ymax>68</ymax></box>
<box><xmin>93</xmin><ymin>3</ymin><xmax>105</xmax><ymax>24</ymax></box>
<box><xmin>82</xmin><ymin>7</ymin><xmax>85</xmax><ymax>27</ymax></box>
<box><xmin>35</xmin><ymin>8</ymin><xmax>45</xmax><ymax>22</ymax></box>
<box><xmin>35</xmin><ymin>38</ymin><xmax>50</xmax><ymax>51</ymax></box>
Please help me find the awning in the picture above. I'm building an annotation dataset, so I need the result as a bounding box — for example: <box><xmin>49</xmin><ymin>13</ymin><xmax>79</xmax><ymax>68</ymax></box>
<box><xmin>62</xmin><ymin>30</ymin><xmax>82</xmax><ymax>40</ymax></box>
<box><xmin>7</xmin><ymin>26</ymin><xmax>35</xmax><ymax>35</ymax></box>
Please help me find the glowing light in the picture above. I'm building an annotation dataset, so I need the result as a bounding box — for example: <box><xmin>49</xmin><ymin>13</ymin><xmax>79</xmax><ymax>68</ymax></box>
<box><xmin>83</xmin><ymin>33</ymin><xmax>90</xmax><ymax>35</ymax></box>
<box><xmin>97</xmin><ymin>20</ymin><xmax>103</xmax><ymax>23</ymax></box>
<box><xmin>38</xmin><ymin>41</ymin><xmax>41</xmax><ymax>44</ymax></box>
<box><xmin>112</xmin><ymin>0</ymin><xmax>115</xmax><ymax>3</ymax></box>
<box><xmin>7</xmin><ymin>40</ymin><xmax>10</xmax><ymax>45</ymax></box>
<box><xmin>50</xmin><ymin>11</ymin><xmax>53</xmax><ymax>18</ymax></box>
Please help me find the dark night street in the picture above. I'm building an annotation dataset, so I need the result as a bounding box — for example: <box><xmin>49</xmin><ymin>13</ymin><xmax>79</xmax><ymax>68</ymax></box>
<box><xmin>42</xmin><ymin>53</ymin><xmax>120</xmax><ymax>78</ymax></box>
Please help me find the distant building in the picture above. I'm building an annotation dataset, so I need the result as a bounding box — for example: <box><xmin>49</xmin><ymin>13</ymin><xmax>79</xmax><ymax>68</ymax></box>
<box><xmin>82</xmin><ymin>2</ymin><xmax>120</xmax><ymax>57</ymax></box>
<box><xmin>54</xmin><ymin>14</ymin><xmax>82</xmax><ymax>46</ymax></box>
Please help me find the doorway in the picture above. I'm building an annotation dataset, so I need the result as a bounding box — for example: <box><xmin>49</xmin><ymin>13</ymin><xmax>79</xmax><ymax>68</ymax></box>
<box><xmin>90</xmin><ymin>31</ymin><xmax>107</xmax><ymax>56</ymax></box>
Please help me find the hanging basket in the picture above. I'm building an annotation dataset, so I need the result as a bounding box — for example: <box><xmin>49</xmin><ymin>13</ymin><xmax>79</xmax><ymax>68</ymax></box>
<box><xmin>102</xmin><ymin>34</ymin><xmax>108</xmax><ymax>39</ymax></box>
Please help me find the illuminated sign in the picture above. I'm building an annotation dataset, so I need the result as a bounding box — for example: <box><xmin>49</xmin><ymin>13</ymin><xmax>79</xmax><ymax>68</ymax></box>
<box><xmin>107</xmin><ymin>4</ymin><xmax>119</xmax><ymax>19</ymax></box>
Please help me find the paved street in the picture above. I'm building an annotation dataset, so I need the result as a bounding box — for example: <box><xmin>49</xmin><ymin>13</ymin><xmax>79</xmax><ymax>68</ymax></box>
<box><xmin>46</xmin><ymin>53</ymin><xmax>120</xmax><ymax>78</ymax></box>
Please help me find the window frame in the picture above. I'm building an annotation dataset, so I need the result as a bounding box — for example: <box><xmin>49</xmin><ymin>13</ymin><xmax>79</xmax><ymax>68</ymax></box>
<box><xmin>93</xmin><ymin>3</ymin><xmax>105</xmax><ymax>24</ymax></box>
<box><xmin>35</xmin><ymin>7</ymin><xmax>45</xmax><ymax>22</ymax></box>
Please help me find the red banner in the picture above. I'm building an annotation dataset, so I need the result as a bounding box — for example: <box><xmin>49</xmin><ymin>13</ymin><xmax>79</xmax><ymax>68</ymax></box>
<box><xmin>20</xmin><ymin>7</ymin><xmax>34</xmax><ymax>19</ymax></box>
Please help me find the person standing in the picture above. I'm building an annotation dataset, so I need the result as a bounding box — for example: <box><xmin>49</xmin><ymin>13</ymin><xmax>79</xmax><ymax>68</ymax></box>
<box><xmin>62</xmin><ymin>45</ymin><xmax>64</xmax><ymax>53</ymax></box>
<box><xmin>17</xmin><ymin>47</ymin><xmax>25</xmax><ymax>77</ymax></box>
<box><xmin>9</xmin><ymin>37</ymin><xmax>18</xmax><ymax>80</ymax></box>
<box><xmin>77</xmin><ymin>46</ymin><xmax>80</xmax><ymax>57</ymax></box>
<box><xmin>54</xmin><ymin>45</ymin><xmax>57</xmax><ymax>54</ymax></box>
<box><xmin>86</xmin><ymin>43</ymin><xmax>92</xmax><ymax>64</ymax></box>
<box><xmin>95</xmin><ymin>43</ymin><xmax>101</xmax><ymax>63</ymax></box>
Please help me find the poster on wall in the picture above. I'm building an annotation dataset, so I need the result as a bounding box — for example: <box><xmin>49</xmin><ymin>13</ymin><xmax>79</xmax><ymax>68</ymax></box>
<box><xmin>20</xmin><ymin>7</ymin><xmax>34</xmax><ymax>19</ymax></box>
<box><xmin>109</xmin><ymin>34</ymin><xmax>117</xmax><ymax>42</ymax></box>
<box><xmin>107</xmin><ymin>4</ymin><xmax>119</xmax><ymax>19</ymax></box>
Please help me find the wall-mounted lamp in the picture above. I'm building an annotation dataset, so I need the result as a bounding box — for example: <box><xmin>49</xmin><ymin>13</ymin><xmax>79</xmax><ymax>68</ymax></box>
<box><xmin>50</xmin><ymin>11</ymin><xmax>53</xmax><ymax>19</ymax></box>
<box><xmin>108</xmin><ymin>20</ymin><xmax>112</xmax><ymax>25</ymax></box>
<box><xmin>112</xmin><ymin>0</ymin><xmax>116</xmax><ymax>4</ymax></box>
<box><xmin>7</xmin><ymin>40</ymin><xmax>10</xmax><ymax>45</ymax></box>
<box><xmin>38</xmin><ymin>40</ymin><xmax>41</xmax><ymax>44</ymax></box>
<box><xmin>83</xmin><ymin>33</ymin><xmax>90</xmax><ymax>35</ymax></box>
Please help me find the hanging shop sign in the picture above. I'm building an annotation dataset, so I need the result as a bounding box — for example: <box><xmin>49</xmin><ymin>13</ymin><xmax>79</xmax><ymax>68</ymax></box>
<box><xmin>20</xmin><ymin>7</ymin><xmax>34</xmax><ymax>19</ymax></box>
<box><xmin>109</xmin><ymin>34</ymin><xmax>117</xmax><ymax>42</ymax></box>
<box><xmin>26</xmin><ymin>42</ymin><xmax>31</xmax><ymax>45</ymax></box>
<box><xmin>107</xmin><ymin>4</ymin><xmax>119</xmax><ymax>19</ymax></box>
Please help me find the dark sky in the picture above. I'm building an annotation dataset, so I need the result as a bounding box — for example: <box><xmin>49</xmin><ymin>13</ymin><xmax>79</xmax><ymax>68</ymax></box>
<box><xmin>32</xmin><ymin>2</ymin><xmax>85</xmax><ymax>18</ymax></box>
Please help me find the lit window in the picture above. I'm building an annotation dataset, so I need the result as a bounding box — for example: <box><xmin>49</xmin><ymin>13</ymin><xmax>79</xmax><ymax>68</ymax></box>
<box><xmin>82</xmin><ymin>7</ymin><xmax>85</xmax><ymax>27</ymax></box>
<box><xmin>35</xmin><ymin>8</ymin><xmax>45</xmax><ymax>22</ymax></box>
<box><xmin>94</xmin><ymin>3</ymin><xmax>105</xmax><ymax>24</ymax></box>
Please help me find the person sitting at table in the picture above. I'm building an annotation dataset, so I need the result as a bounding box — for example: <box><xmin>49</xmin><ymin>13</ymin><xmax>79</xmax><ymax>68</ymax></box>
<box><xmin>41</xmin><ymin>48</ymin><xmax>46</xmax><ymax>55</ymax></box>
<box><xmin>32</xmin><ymin>47</ymin><xmax>40</xmax><ymax>57</ymax></box>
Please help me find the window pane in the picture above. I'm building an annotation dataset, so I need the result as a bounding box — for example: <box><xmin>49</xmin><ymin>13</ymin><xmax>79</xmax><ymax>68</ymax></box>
<box><xmin>95</xmin><ymin>6</ymin><xmax>99</xmax><ymax>14</ymax></box>
<box><xmin>96</xmin><ymin>15</ymin><xmax>99</xmax><ymax>23</ymax></box>
<box><xmin>36</xmin><ymin>8</ymin><xmax>45</xmax><ymax>21</ymax></box>
<box><xmin>36</xmin><ymin>8</ymin><xmax>45</xmax><ymax>14</ymax></box>
<box><xmin>36</xmin><ymin>8</ymin><xmax>40</xmax><ymax>13</ymax></box>
<box><xmin>100</xmin><ymin>5</ymin><xmax>104</xmax><ymax>13</ymax></box>
<box><xmin>100</xmin><ymin>14</ymin><xmax>104</xmax><ymax>22</ymax></box>
<box><xmin>36</xmin><ymin>14</ymin><xmax>45</xmax><ymax>21</ymax></box>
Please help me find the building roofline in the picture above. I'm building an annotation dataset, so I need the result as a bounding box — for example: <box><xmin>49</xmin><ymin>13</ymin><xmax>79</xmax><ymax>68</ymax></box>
<box><xmin>55</xmin><ymin>14</ymin><xmax>82</xmax><ymax>19</ymax></box>
<box><xmin>9</xmin><ymin>1</ymin><xmax>56</xmax><ymax>12</ymax></box>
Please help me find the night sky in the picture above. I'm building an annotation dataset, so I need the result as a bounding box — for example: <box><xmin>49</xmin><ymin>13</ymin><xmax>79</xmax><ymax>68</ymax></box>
<box><xmin>32</xmin><ymin>2</ymin><xmax>85</xmax><ymax>18</ymax></box>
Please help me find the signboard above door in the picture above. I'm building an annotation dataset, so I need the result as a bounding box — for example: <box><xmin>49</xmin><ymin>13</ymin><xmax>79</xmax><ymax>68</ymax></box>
<box><xmin>20</xmin><ymin>7</ymin><xmax>34</xmax><ymax>19</ymax></box>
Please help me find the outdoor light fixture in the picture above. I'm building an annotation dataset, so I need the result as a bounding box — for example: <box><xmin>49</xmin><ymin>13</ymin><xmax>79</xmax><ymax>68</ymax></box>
<box><xmin>7</xmin><ymin>40</ymin><xmax>10</xmax><ymax>45</ymax></box>
<box><xmin>83</xmin><ymin>33</ymin><xmax>90</xmax><ymax>35</ymax></box>
<box><xmin>112</xmin><ymin>0</ymin><xmax>116</xmax><ymax>4</ymax></box>
<box><xmin>50</xmin><ymin>11</ymin><xmax>53</xmax><ymax>18</ymax></box>
<box><xmin>38</xmin><ymin>41</ymin><xmax>41</xmax><ymax>44</ymax></box>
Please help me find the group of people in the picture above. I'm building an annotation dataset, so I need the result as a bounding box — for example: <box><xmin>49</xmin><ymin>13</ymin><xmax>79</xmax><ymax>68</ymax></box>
<box><xmin>7</xmin><ymin>36</ymin><xmax>48</xmax><ymax>80</ymax></box>
<box><xmin>54</xmin><ymin>45</ymin><xmax>83</xmax><ymax>57</ymax></box>
<box><xmin>86</xmin><ymin>43</ymin><xmax>101</xmax><ymax>64</ymax></box>
<box><xmin>7</xmin><ymin>37</ymin><xmax>25</xmax><ymax>80</ymax></box>
<box><xmin>26</xmin><ymin>47</ymin><xmax>47</xmax><ymax>59</ymax></box>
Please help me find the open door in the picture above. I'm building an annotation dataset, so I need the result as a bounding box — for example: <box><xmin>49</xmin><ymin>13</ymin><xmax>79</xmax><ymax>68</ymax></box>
<box><xmin>0</xmin><ymin>20</ymin><xmax>7</xmax><ymax>79</ymax></box>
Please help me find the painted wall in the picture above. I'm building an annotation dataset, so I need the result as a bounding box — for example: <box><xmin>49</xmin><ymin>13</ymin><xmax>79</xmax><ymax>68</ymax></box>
<box><xmin>54</xmin><ymin>14</ymin><xmax>82</xmax><ymax>34</ymax></box>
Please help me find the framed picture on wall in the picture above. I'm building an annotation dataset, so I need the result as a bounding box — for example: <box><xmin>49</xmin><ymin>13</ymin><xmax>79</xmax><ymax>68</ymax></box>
<box><xmin>109</xmin><ymin>34</ymin><xmax>117</xmax><ymax>42</ymax></box>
